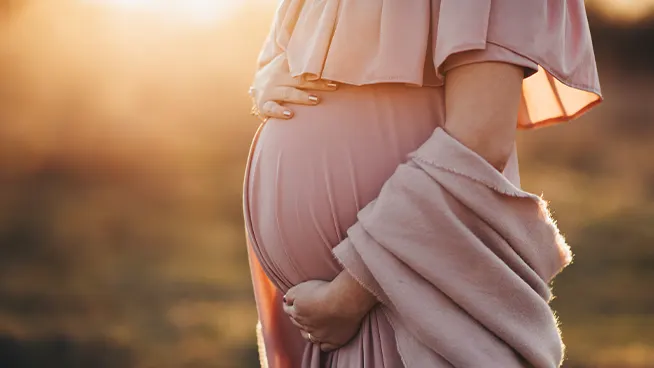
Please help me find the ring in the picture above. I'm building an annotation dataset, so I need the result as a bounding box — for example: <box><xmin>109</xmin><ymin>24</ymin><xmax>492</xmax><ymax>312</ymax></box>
<box><xmin>307</xmin><ymin>333</ymin><xmax>318</xmax><ymax>344</ymax></box>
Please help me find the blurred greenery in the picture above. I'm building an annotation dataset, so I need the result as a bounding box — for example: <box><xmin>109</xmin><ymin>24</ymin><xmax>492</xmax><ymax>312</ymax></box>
<box><xmin>0</xmin><ymin>1</ymin><xmax>652</xmax><ymax>367</ymax></box>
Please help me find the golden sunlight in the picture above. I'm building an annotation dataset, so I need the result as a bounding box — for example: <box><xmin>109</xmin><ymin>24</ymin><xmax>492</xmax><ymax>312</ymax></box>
<box><xmin>588</xmin><ymin>0</ymin><xmax>654</xmax><ymax>23</ymax></box>
<box><xmin>85</xmin><ymin>0</ymin><xmax>243</xmax><ymax>24</ymax></box>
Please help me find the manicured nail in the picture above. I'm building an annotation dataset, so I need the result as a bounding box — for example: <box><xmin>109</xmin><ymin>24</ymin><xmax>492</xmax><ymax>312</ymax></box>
<box><xmin>326</xmin><ymin>82</ymin><xmax>338</xmax><ymax>89</ymax></box>
<box><xmin>283</xmin><ymin>110</ymin><xmax>292</xmax><ymax>118</ymax></box>
<box><xmin>308</xmin><ymin>95</ymin><xmax>319</xmax><ymax>103</ymax></box>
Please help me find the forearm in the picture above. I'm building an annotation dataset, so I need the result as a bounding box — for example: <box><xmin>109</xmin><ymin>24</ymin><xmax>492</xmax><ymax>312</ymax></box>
<box><xmin>324</xmin><ymin>62</ymin><xmax>524</xmax><ymax>319</ymax></box>
<box><xmin>327</xmin><ymin>270</ymin><xmax>378</xmax><ymax>319</ymax></box>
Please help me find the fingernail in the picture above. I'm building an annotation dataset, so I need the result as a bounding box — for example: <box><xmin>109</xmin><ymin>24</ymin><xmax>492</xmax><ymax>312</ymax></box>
<box><xmin>283</xmin><ymin>110</ymin><xmax>292</xmax><ymax>118</ymax></box>
<box><xmin>308</xmin><ymin>95</ymin><xmax>319</xmax><ymax>103</ymax></box>
<box><xmin>327</xmin><ymin>82</ymin><xmax>338</xmax><ymax>88</ymax></box>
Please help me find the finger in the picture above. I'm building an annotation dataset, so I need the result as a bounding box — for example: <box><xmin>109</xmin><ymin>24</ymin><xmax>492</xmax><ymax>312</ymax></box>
<box><xmin>282</xmin><ymin>302</ymin><xmax>296</xmax><ymax>318</ymax></box>
<box><xmin>283</xmin><ymin>285</ymin><xmax>298</xmax><ymax>305</ymax></box>
<box><xmin>270</xmin><ymin>86</ymin><xmax>319</xmax><ymax>106</ymax></box>
<box><xmin>292</xmin><ymin>79</ymin><xmax>339</xmax><ymax>92</ymax></box>
<box><xmin>301</xmin><ymin>330</ymin><xmax>325</xmax><ymax>346</ymax></box>
<box><xmin>283</xmin><ymin>302</ymin><xmax>307</xmax><ymax>325</ymax></box>
<box><xmin>283</xmin><ymin>288</ymin><xmax>297</xmax><ymax>306</ymax></box>
<box><xmin>288</xmin><ymin>315</ymin><xmax>306</xmax><ymax>330</ymax></box>
<box><xmin>260</xmin><ymin>101</ymin><xmax>293</xmax><ymax>119</ymax></box>
<box><xmin>320</xmin><ymin>343</ymin><xmax>339</xmax><ymax>353</ymax></box>
<box><xmin>300</xmin><ymin>330</ymin><xmax>317</xmax><ymax>343</ymax></box>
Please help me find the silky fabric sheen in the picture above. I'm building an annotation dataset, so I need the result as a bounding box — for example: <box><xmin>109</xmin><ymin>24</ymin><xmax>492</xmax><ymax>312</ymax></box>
<box><xmin>258</xmin><ymin>0</ymin><xmax>602</xmax><ymax>128</ymax></box>
<box><xmin>245</xmin><ymin>1</ymin><xmax>602</xmax><ymax>367</ymax></box>
<box><xmin>245</xmin><ymin>83</ymin><xmax>522</xmax><ymax>368</ymax></box>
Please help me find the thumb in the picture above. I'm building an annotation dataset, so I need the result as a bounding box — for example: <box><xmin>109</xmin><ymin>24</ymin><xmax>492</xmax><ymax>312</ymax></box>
<box><xmin>283</xmin><ymin>287</ymin><xmax>297</xmax><ymax>306</ymax></box>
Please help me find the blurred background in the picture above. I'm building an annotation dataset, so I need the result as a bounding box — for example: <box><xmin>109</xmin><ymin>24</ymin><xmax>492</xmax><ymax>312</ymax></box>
<box><xmin>0</xmin><ymin>0</ymin><xmax>652</xmax><ymax>367</ymax></box>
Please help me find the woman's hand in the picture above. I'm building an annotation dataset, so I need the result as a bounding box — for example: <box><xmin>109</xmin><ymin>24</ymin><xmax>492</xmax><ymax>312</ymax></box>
<box><xmin>283</xmin><ymin>280</ymin><xmax>364</xmax><ymax>352</ymax></box>
<box><xmin>249</xmin><ymin>53</ymin><xmax>337</xmax><ymax>121</ymax></box>
<box><xmin>282</xmin><ymin>271</ymin><xmax>378</xmax><ymax>352</ymax></box>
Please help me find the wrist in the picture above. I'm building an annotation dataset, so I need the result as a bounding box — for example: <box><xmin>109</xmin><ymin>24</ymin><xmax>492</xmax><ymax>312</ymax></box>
<box><xmin>327</xmin><ymin>270</ymin><xmax>378</xmax><ymax>319</ymax></box>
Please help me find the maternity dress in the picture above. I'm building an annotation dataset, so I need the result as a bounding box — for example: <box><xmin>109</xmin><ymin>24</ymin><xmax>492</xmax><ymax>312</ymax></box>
<box><xmin>243</xmin><ymin>1</ymin><xmax>602</xmax><ymax>367</ymax></box>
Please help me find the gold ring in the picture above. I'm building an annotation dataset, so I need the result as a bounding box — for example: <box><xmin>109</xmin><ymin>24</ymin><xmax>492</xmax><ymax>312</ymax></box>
<box><xmin>307</xmin><ymin>333</ymin><xmax>318</xmax><ymax>344</ymax></box>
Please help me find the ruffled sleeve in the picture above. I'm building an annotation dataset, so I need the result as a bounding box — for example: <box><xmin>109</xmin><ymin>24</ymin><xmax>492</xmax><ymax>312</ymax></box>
<box><xmin>259</xmin><ymin>0</ymin><xmax>602</xmax><ymax>129</ymax></box>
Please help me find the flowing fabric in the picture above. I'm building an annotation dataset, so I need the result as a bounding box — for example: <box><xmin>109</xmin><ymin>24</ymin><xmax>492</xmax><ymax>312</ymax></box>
<box><xmin>257</xmin><ymin>0</ymin><xmax>602</xmax><ymax>128</ymax></box>
<box><xmin>244</xmin><ymin>0</ymin><xmax>602</xmax><ymax>367</ymax></box>
<box><xmin>244</xmin><ymin>123</ymin><xmax>570</xmax><ymax>367</ymax></box>
<box><xmin>331</xmin><ymin>128</ymin><xmax>572</xmax><ymax>367</ymax></box>
<box><xmin>245</xmin><ymin>83</ymin><xmax>452</xmax><ymax>368</ymax></box>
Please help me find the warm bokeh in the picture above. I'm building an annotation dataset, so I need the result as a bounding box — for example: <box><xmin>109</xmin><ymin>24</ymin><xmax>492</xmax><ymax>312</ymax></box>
<box><xmin>0</xmin><ymin>1</ymin><xmax>652</xmax><ymax>367</ymax></box>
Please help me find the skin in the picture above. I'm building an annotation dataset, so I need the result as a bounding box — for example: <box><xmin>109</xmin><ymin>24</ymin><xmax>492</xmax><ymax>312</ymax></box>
<box><xmin>253</xmin><ymin>60</ymin><xmax>524</xmax><ymax>351</ymax></box>
<box><xmin>251</xmin><ymin>53</ymin><xmax>337</xmax><ymax>120</ymax></box>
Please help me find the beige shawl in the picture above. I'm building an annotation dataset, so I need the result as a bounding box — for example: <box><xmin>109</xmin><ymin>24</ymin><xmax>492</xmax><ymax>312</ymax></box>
<box><xmin>329</xmin><ymin>127</ymin><xmax>572</xmax><ymax>367</ymax></box>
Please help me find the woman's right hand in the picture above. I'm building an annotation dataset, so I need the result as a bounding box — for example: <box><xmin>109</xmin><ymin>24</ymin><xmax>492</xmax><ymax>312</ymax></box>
<box><xmin>249</xmin><ymin>53</ymin><xmax>338</xmax><ymax>121</ymax></box>
<box><xmin>283</xmin><ymin>279</ymin><xmax>366</xmax><ymax>352</ymax></box>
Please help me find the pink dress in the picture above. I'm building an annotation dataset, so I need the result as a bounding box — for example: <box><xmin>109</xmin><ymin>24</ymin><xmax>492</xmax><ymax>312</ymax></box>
<box><xmin>244</xmin><ymin>1</ymin><xmax>601</xmax><ymax>367</ymax></box>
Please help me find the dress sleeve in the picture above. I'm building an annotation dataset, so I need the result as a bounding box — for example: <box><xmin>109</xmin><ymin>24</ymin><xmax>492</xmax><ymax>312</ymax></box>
<box><xmin>272</xmin><ymin>0</ymin><xmax>602</xmax><ymax>129</ymax></box>
<box><xmin>431</xmin><ymin>0</ymin><xmax>602</xmax><ymax>128</ymax></box>
<box><xmin>441</xmin><ymin>43</ymin><xmax>539</xmax><ymax>79</ymax></box>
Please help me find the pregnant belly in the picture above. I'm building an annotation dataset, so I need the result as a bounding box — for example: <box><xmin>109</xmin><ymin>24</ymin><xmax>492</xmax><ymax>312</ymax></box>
<box><xmin>246</xmin><ymin>83</ymin><xmax>444</xmax><ymax>285</ymax></box>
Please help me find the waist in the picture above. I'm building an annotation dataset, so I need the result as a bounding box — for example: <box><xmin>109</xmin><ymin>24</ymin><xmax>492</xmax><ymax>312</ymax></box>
<box><xmin>261</xmin><ymin>83</ymin><xmax>443</xmax><ymax>145</ymax></box>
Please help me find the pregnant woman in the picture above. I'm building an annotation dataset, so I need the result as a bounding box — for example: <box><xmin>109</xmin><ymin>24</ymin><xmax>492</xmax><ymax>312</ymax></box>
<box><xmin>243</xmin><ymin>1</ymin><xmax>601</xmax><ymax>367</ymax></box>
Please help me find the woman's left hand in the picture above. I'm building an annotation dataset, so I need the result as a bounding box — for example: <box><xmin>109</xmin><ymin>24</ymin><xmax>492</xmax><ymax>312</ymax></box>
<box><xmin>282</xmin><ymin>280</ymin><xmax>366</xmax><ymax>352</ymax></box>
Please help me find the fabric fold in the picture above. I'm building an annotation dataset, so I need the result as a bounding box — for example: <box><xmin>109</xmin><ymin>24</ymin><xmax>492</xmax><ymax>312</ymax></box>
<box><xmin>333</xmin><ymin>128</ymin><xmax>572</xmax><ymax>368</ymax></box>
<box><xmin>257</xmin><ymin>0</ymin><xmax>602</xmax><ymax>128</ymax></box>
